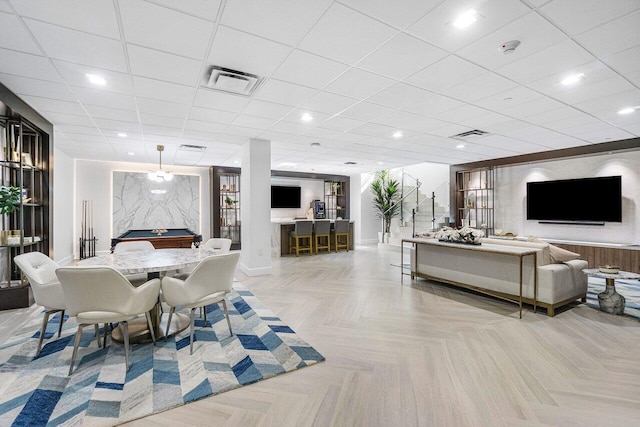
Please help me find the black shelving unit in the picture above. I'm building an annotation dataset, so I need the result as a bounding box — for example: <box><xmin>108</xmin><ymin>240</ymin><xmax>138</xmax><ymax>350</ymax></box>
<box><xmin>211</xmin><ymin>166</ymin><xmax>241</xmax><ymax>250</ymax></box>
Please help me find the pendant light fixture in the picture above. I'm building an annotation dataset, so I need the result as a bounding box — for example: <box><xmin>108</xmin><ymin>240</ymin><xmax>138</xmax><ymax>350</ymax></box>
<box><xmin>147</xmin><ymin>144</ymin><xmax>173</xmax><ymax>182</ymax></box>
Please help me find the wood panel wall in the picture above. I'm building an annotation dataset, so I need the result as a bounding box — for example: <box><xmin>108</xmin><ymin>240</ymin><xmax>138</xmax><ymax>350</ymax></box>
<box><xmin>555</xmin><ymin>243</ymin><xmax>640</xmax><ymax>272</ymax></box>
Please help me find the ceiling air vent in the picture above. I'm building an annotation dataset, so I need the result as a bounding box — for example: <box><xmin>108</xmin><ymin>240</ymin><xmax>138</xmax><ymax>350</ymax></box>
<box><xmin>450</xmin><ymin>129</ymin><xmax>490</xmax><ymax>139</ymax></box>
<box><xmin>203</xmin><ymin>66</ymin><xmax>262</xmax><ymax>97</ymax></box>
<box><xmin>179</xmin><ymin>144</ymin><xmax>207</xmax><ymax>152</ymax></box>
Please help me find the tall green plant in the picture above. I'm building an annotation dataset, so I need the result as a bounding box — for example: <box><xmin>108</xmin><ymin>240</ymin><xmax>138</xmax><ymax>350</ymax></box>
<box><xmin>370</xmin><ymin>170</ymin><xmax>401</xmax><ymax>234</ymax></box>
<box><xmin>0</xmin><ymin>186</ymin><xmax>20</xmax><ymax>215</ymax></box>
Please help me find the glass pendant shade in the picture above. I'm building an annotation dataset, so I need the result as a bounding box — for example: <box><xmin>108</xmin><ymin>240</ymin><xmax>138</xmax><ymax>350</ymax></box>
<box><xmin>148</xmin><ymin>145</ymin><xmax>173</xmax><ymax>182</ymax></box>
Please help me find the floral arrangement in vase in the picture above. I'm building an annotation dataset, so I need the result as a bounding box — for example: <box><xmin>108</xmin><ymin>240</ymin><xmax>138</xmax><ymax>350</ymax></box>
<box><xmin>435</xmin><ymin>226</ymin><xmax>484</xmax><ymax>245</ymax></box>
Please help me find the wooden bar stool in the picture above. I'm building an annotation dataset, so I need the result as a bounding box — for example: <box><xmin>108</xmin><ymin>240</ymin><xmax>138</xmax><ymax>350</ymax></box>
<box><xmin>333</xmin><ymin>219</ymin><xmax>350</xmax><ymax>252</ymax></box>
<box><xmin>289</xmin><ymin>220</ymin><xmax>313</xmax><ymax>256</ymax></box>
<box><xmin>314</xmin><ymin>220</ymin><xmax>331</xmax><ymax>254</ymax></box>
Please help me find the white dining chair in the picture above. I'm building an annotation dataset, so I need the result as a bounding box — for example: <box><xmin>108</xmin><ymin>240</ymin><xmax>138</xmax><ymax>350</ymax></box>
<box><xmin>14</xmin><ymin>252</ymin><xmax>67</xmax><ymax>357</ymax></box>
<box><xmin>113</xmin><ymin>240</ymin><xmax>155</xmax><ymax>285</ymax></box>
<box><xmin>55</xmin><ymin>266</ymin><xmax>160</xmax><ymax>375</ymax></box>
<box><xmin>161</xmin><ymin>252</ymin><xmax>239</xmax><ymax>355</ymax></box>
<box><xmin>172</xmin><ymin>238</ymin><xmax>232</xmax><ymax>280</ymax></box>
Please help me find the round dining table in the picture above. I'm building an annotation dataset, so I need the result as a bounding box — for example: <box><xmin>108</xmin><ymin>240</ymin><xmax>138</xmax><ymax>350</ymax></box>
<box><xmin>78</xmin><ymin>247</ymin><xmax>219</xmax><ymax>343</ymax></box>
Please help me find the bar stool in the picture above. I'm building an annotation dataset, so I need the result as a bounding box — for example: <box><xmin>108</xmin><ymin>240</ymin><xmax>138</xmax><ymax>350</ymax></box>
<box><xmin>314</xmin><ymin>220</ymin><xmax>331</xmax><ymax>254</ymax></box>
<box><xmin>333</xmin><ymin>219</ymin><xmax>350</xmax><ymax>252</ymax></box>
<box><xmin>289</xmin><ymin>220</ymin><xmax>313</xmax><ymax>256</ymax></box>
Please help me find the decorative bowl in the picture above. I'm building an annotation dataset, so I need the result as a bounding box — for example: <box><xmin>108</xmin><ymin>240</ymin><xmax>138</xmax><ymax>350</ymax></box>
<box><xmin>599</xmin><ymin>265</ymin><xmax>620</xmax><ymax>274</ymax></box>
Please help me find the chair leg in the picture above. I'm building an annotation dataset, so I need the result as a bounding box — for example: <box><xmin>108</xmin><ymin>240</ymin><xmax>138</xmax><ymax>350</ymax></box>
<box><xmin>103</xmin><ymin>323</ymin><xmax>108</xmax><ymax>348</ymax></box>
<box><xmin>36</xmin><ymin>310</ymin><xmax>52</xmax><ymax>358</ymax></box>
<box><xmin>189</xmin><ymin>308</ymin><xmax>196</xmax><ymax>355</ymax></box>
<box><xmin>165</xmin><ymin>306</ymin><xmax>175</xmax><ymax>340</ymax></box>
<box><xmin>57</xmin><ymin>310</ymin><xmax>65</xmax><ymax>338</ymax></box>
<box><xmin>68</xmin><ymin>324</ymin><xmax>85</xmax><ymax>376</ymax></box>
<box><xmin>204</xmin><ymin>307</ymin><xmax>207</xmax><ymax>324</ymax></box>
<box><xmin>145</xmin><ymin>312</ymin><xmax>156</xmax><ymax>344</ymax></box>
<box><xmin>95</xmin><ymin>324</ymin><xmax>101</xmax><ymax>348</ymax></box>
<box><xmin>347</xmin><ymin>234</ymin><xmax>350</xmax><ymax>252</ymax></box>
<box><xmin>222</xmin><ymin>299</ymin><xmax>233</xmax><ymax>336</ymax></box>
<box><xmin>122</xmin><ymin>321</ymin><xmax>130</xmax><ymax>372</ymax></box>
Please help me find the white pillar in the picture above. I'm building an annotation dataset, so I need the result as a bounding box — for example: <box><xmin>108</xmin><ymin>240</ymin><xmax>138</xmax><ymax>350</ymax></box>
<box><xmin>239</xmin><ymin>138</ymin><xmax>272</xmax><ymax>276</ymax></box>
<box><xmin>349</xmin><ymin>173</ymin><xmax>362</xmax><ymax>245</ymax></box>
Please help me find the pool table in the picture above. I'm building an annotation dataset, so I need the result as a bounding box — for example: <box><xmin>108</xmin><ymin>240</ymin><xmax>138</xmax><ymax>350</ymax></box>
<box><xmin>111</xmin><ymin>228</ymin><xmax>202</xmax><ymax>252</ymax></box>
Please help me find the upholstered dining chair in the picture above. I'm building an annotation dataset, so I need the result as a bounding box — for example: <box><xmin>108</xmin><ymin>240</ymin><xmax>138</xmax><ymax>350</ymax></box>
<box><xmin>56</xmin><ymin>266</ymin><xmax>160</xmax><ymax>375</ymax></box>
<box><xmin>313</xmin><ymin>220</ymin><xmax>331</xmax><ymax>254</ymax></box>
<box><xmin>173</xmin><ymin>238</ymin><xmax>232</xmax><ymax>280</ymax></box>
<box><xmin>14</xmin><ymin>252</ymin><xmax>66</xmax><ymax>357</ymax></box>
<box><xmin>161</xmin><ymin>252</ymin><xmax>240</xmax><ymax>355</ymax></box>
<box><xmin>333</xmin><ymin>219</ymin><xmax>350</xmax><ymax>252</ymax></box>
<box><xmin>289</xmin><ymin>220</ymin><xmax>313</xmax><ymax>256</ymax></box>
<box><xmin>113</xmin><ymin>240</ymin><xmax>155</xmax><ymax>285</ymax></box>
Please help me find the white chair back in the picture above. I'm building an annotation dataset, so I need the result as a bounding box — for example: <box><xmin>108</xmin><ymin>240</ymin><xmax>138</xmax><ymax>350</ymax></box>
<box><xmin>14</xmin><ymin>252</ymin><xmax>65</xmax><ymax>309</ymax></box>
<box><xmin>182</xmin><ymin>252</ymin><xmax>239</xmax><ymax>302</ymax></box>
<box><xmin>114</xmin><ymin>240</ymin><xmax>155</xmax><ymax>253</ymax></box>
<box><xmin>202</xmin><ymin>238</ymin><xmax>232</xmax><ymax>253</ymax></box>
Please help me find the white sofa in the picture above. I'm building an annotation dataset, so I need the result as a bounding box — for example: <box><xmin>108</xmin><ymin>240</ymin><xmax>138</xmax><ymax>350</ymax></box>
<box><xmin>409</xmin><ymin>237</ymin><xmax>588</xmax><ymax>316</ymax></box>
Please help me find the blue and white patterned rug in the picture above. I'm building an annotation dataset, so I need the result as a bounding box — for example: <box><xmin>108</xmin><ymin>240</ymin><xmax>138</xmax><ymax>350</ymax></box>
<box><xmin>586</xmin><ymin>277</ymin><xmax>640</xmax><ymax>320</ymax></box>
<box><xmin>0</xmin><ymin>285</ymin><xmax>324</xmax><ymax>426</ymax></box>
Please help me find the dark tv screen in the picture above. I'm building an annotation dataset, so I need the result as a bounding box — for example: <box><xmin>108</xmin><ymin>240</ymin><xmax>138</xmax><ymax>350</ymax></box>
<box><xmin>271</xmin><ymin>186</ymin><xmax>301</xmax><ymax>208</ymax></box>
<box><xmin>526</xmin><ymin>176</ymin><xmax>621</xmax><ymax>222</ymax></box>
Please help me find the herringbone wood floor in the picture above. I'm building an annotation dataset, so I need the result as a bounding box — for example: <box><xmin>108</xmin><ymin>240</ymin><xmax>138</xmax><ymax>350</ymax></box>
<box><xmin>2</xmin><ymin>245</ymin><xmax>639</xmax><ymax>426</ymax></box>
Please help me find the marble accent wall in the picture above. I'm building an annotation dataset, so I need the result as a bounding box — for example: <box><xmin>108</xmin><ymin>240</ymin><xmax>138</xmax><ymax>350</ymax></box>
<box><xmin>113</xmin><ymin>172</ymin><xmax>199</xmax><ymax>235</ymax></box>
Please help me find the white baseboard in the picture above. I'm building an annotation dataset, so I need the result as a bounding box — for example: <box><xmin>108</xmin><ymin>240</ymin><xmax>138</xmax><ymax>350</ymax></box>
<box><xmin>238</xmin><ymin>263</ymin><xmax>272</xmax><ymax>276</ymax></box>
<box><xmin>360</xmin><ymin>238</ymin><xmax>379</xmax><ymax>245</ymax></box>
<box><xmin>56</xmin><ymin>254</ymin><xmax>75</xmax><ymax>266</ymax></box>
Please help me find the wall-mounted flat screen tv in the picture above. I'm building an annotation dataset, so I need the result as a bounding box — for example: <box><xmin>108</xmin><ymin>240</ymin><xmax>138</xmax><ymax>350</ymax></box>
<box><xmin>526</xmin><ymin>176</ymin><xmax>622</xmax><ymax>222</ymax></box>
<box><xmin>271</xmin><ymin>185</ymin><xmax>301</xmax><ymax>208</ymax></box>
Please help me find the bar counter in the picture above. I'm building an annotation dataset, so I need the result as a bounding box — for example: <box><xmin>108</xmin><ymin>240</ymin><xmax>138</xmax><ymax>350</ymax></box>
<box><xmin>271</xmin><ymin>219</ymin><xmax>354</xmax><ymax>256</ymax></box>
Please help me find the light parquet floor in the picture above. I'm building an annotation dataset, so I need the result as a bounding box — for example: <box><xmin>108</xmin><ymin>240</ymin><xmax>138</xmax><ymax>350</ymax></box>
<box><xmin>3</xmin><ymin>245</ymin><xmax>640</xmax><ymax>426</ymax></box>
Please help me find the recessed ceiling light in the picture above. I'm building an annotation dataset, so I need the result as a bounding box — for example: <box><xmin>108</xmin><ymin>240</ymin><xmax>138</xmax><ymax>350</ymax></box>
<box><xmin>233</xmin><ymin>160</ymin><xmax>239</xmax><ymax>164</ymax></box>
<box><xmin>86</xmin><ymin>73</ymin><xmax>106</xmax><ymax>86</ymax></box>
<box><xmin>617</xmin><ymin>107</ymin><xmax>636</xmax><ymax>115</ymax></box>
<box><xmin>117</xmin><ymin>132</ymin><xmax>128</xmax><ymax>138</ymax></box>
<box><xmin>452</xmin><ymin>9</ymin><xmax>478</xmax><ymax>29</ymax></box>
<box><xmin>392</xmin><ymin>131</ymin><xmax>403</xmax><ymax>139</ymax></box>
<box><xmin>456</xmin><ymin>144</ymin><xmax>465</xmax><ymax>149</ymax></box>
<box><xmin>127</xmin><ymin>152</ymin><xmax>135</xmax><ymax>156</ymax></box>
<box><xmin>300</xmin><ymin>113</ymin><xmax>314</xmax><ymax>122</ymax></box>
<box><xmin>560</xmin><ymin>73</ymin><xmax>584</xmax><ymax>86</ymax></box>
<box><xmin>377</xmin><ymin>161</ymin><xmax>384</xmax><ymax>165</ymax></box>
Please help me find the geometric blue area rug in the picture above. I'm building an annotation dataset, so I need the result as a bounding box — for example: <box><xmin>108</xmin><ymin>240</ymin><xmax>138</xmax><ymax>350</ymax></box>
<box><xmin>0</xmin><ymin>285</ymin><xmax>324</xmax><ymax>426</ymax></box>
<box><xmin>585</xmin><ymin>277</ymin><xmax>640</xmax><ymax>321</ymax></box>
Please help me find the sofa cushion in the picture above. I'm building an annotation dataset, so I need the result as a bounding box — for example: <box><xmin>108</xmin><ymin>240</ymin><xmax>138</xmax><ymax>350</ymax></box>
<box><xmin>548</xmin><ymin>244</ymin><xmax>580</xmax><ymax>263</ymax></box>
<box><xmin>483</xmin><ymin>238</ymin><xmax>550</xmax><ymax>266</ymax></box>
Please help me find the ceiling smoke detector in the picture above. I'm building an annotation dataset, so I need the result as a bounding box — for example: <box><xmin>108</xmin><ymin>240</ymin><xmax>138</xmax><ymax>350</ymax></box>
<box><xmin>203</xmin><ymin>66</ymin><xmax>263</xmax><ymax>96</ymax></box>
<box><xmin>498</xmin><ymin>40</ymin><xmax>520</xmax><ymax>54</ymax></box>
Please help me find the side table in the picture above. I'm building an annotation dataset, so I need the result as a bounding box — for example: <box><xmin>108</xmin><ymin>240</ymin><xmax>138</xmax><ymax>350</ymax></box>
<box><xmin>582</xmin><ymin>269</ymin><xmax>640</xmax><ymax>315</ymax></box>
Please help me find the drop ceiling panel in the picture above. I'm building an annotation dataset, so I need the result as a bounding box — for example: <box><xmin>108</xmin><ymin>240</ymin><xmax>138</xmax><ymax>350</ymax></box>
<box><xmin>24</xmin><ymin>19</ymin><xmax>127</xmax><ymax>72</ymax></box>
<box><xmin>324</xmin><ymin>67</ymin><xmax>395</xmax><ymax>100</ymax></box>
<box><xmin>602</xmin><ymin>45</ymin><xmax>640</xmax><ymax>74</ymax></box>
<box><xmin>137</xmin><ymin>97</ymin><xmax>189</xmax><ymax>118</ymax></box>
<box><xmin>40</xmin><ymin>111</ymin><xmax>94</xmax><ymax>127</ymax></box>
<box><xmin>193</xmin><ymin>89</ymin><xmax>250</xmax><ymax>112</ymax></box>
<box><xmin>53</xmin><ymin>60</ymin><xmax>133</xmax><ymax>95</ymax></box>
<box><xmin>241</xmin><ymin>100</ymin><xmax>292</xmax><ymax>120</ymax></box>
<box><xmin>0</xmin><ymin>73</ymin><xmax>75</xmax><ymax>101</ymax></box>
<box><xmin>148</xmin><ymin>0</ymin><xmax>222</xmax><ymax>22</ymax></box>
<box><xmin>405</xmin><ymin>55</ymin><xmax>486</xmax><ymax>92</ymax></box>
<box><xmin>19</xmin><ymin>95</ymin><xmax>85</xmax><ymax>115</ymax></box>
<box><xmin>189</xmin><ymin>106</ymin><xmax>238</xmax><ymax>124</ymax></box>
<box><xmin>185</xmin><ymin>119</ymin><xmax>227</xmax><ymax>134</ymax></box>
<box><xmin>119</xmin><ymin>1</ymin><xmax>213</xmax><ymax>59</ymax></box>
<box><xmin>552</xmin><ymin>76</ymin><xmax>637</xmax><ymax>105</ymax></box>
<box><xmin>71</xmin><ymin>87</ymin><xmax>137</xmax><ymax>110</ymax></box>
<box><xmin>127</xmin><ymin>44</ymin><xmax>202</xmax><ymax>86</ymax></box>
<box><xmin>208</xmin><ymin>26</ymin><xmax>292</xmax><ymax>77</ymax></box>
<box><xmin>299</xmin><ymin>91</ymin><xmax>358</xmax><ymax>115</ymax></box>
<box><xmin>366</xmin><ymin>82</ymin><xmax>434</xmax><ymax>109</ymax></box>
<box><xmin>402</xmin><ymin>94</ymin><xmax>464</xmax><ymax>117</ymax></box>
<box><xmin>338</xmin><ymin>0</ymin><xmax>442</xmax><ymax>29</ymax></box>
<box><xmin>0</xmin><ymin>48</ymin><xmax>64</xmax><ymax>82</ymax></box>
<box><xmin>84</xmin><ymin>105</ymin><xmax>139</xmax><ymax>123</ymax></box>
<box><xmin>253</xmin><ymin>79</ymin><xmax>317</xmax><ymax>106</ymax></box>
<box><xmin>298</xmin><ymin>2</ymin><xmax>397</xmax><ymax>64</ymax></box>
<box><xmin>473</xmin><ymin>86</ymin><xmax>543</xmax><ymax>112</ymax></box>
<box><xmin>272</xmin><ymin>49</ymin><xmax>348</xmax><ymax>89</ymax></box>
<box><xmin>441</xmin><ymin>72</ymin><xmax>519</xmax><ymax>103</ymax></box>
<box><xmin>317</xmin><ymin>116</ymin><xmax>362</xmax><ymax>132</ymax></box>
<box><xmin>231</xmin><ymin>114</ymin><xmax>278</xmax><ymax>129</ymax></box>
<box><xmin>575</xmin><ymin>11</ymin><xmax>640</xmax><ymax>58</ymax></box>
<box><xmin>0</xmin><ymin>11</ymin><xmax>41</xmax><ymax>54</ymax></box>
<box><xmin>94</xmin><ymin>118</ymin><xmax>141</xmax><ymax>132</ymax></box>
<box><xmin>140</xmin><ymin>113</ymin><xmax>185</xmax><ymax>129</ymax></box>
<box><xmin>132</xmin><ymin>76</ymin><xmax>195</xmax><ymax>105</ymax></box>
<box><xmin>540</xmin><ymin>0</ymin><xmax>640</xmax><ymax>36</ymax></box>
<box><xmin>359</xmin><ymin>33</ymin><xmax>448</xmax><ymax>80</ymax></box>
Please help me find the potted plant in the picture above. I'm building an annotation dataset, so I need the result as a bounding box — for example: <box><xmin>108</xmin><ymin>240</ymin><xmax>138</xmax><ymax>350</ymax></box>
<box><xmin>0</xmin><ymin>186</ymin><xmax>20</xmax><ymax>245</ymax></box>
<box><xmin>370</xmin><ymin>170</ymin><xmax>401</xmax><ymax>243</ymax></box>
<box><xmin>224</xmin><ymin>196</ymin><xmax>237</xmax><ymax>209</ymax></box>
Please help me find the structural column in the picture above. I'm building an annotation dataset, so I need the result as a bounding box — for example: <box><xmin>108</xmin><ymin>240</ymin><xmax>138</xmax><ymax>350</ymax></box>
<box><xmin>239</xmin><ymin>138</ymin><xmax>272</xmax><ymax>276</ymax></box>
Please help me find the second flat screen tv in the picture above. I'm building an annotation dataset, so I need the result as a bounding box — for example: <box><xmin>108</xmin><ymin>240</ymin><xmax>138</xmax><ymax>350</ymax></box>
<box><xmin>271</xmin><ymin>185</ymin><xmax>301</xmax><ymax>208</ymax></box>
<box><xmin>526</xmin><ymin>176</ymin><xmax>622</xmax><ymax>222</ymax></box>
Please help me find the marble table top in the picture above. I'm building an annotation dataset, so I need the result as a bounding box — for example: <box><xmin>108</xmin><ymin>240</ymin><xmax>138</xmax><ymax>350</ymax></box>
<box><xmin>582</xmin><ymin>269</ymin><xmax>640</xmax><ymax>280</ymax></box>
<box><xmin>78</xmin><ymin>248</ymin><xmax>220</xmax><ymax>274</ymax></box>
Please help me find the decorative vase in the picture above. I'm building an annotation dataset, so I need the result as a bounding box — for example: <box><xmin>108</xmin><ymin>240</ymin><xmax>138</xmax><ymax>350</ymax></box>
<box><xmin>222</xmin><ymin>184</ymin><xmax>227</xmax><ymax>191</ymax></box>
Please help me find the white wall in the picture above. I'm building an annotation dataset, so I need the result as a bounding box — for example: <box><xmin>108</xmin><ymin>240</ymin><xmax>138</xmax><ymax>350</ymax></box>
<box><xmin>495</xmin><ymin>150</ymin><xmax>640</xmax><ymax>244</ymax></box>
<box><xmin>53</xmin><ymin>147</ymin><xmax>74</xmax><ymax>264</ymax></box>
<box><xmin>269</xmin><ymin>177</ymin><xmax>324</xmax><ymax>219</ymax></box>
<box><xmin>74</xmin><ymin>159</ymin><xmax>209</xmax><ymax>255</ymax></box>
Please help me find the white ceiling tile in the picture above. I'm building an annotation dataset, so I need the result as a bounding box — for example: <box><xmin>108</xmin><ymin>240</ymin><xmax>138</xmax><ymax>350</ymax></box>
<box><xmin>350</xmin><ymin>122</ymin><xmax>396</xmax><ymax>137</ymax></box>
<box><xmin>146</xmin><ymin>0</ymin><xmax>222</xmax><ymax>22</ymax></box>
<box><xmin>408</xmin><ymin>0</ymin><xmax>530</xmax><ymax>52</ymax></box>
<box><xmin>0</xmin><ymin>11</ymin><xmax>41</xmax><ymax>54</ymax></box>
<box><xmin>366</xmin><ymin>82</ymin><xmax>433</xmax><ymax>109</ymax></box>
<box><xmin>140</xmin><ymin>112</ymin><xmax>185</xmax><ymax>129</ymax></box>
<box><xmin>101</xmin><ymin>129</ymin><xmax>143</xmax><ymax>139</ymax></box>
<box><xmin>339</xmin><ymin>0</ymin><xmax>442</xmax><ymax>29</ymax></box>
<box><xmin>0</xmin><ymin>48</ymin><xmax>64</xmax><ymax>82</ymax></box>
<box><xmin>281</xmin><ymin>109</ymin><xmax>331</xmax><ymax>124</ymax></box>
<box><xmin>71</xmin><ymin>87</ymin><xmax>137</xmax><ymax>110</ymax></box>
<box><xmin>127</xmin><ymin>44</ymin><xmax>202</xmax><ymax>86</ymax></box>
<box><xmin>402</xmin><ymin>94</ymin><xmax>464</xmax><ymax>117</ymax></box>
<box><xmin>224</xmin><ymin>125</ymin><xmax>262</xmax><ymax>138</ymax></box>
<box><xmin>272</xmin><ymin>50</ymin><xmax>348</xmax><ymax>89</ymax></box>
<box><xmin>435</xmin><ymin>104</ymin><xmax>490</xmax><ymax>123</ymax></box>
<box><xmin>142</xmin><ymin>124</ymin><xmax>183</xmax><ymax>137</ymax></box>
<box><xmin>256</xmin><ymin>130</ymin><xmax>294</xmax><ymax>142</ymax></box>
<box><xmin>540</xmin><ymin>0</ymin><xmax>640</xmax><ymax>36</ymax></box>
<box><xmin>253</xmin><ymin>79</ymin><xmax>317</xmax><ymax>106</ymax></box>
<box><xmin>552</xmin><ymin>76</ymin><xmax>637</xmax><ymax>105</ymax></box>
<box><xmin>602</xmin><ymin>45</ymin><xmax>640</xmax><ymax>74</ymax></box>
<box><xmin>300</xmin><ymin>127</ymin><xmax>342</xmax><ymax>139</ymax></box>
<box><xmin>358</xmin><ymin>33</ymin><xmax>447</xmax><ymax>80</ymax></box>
<box><xmin>53</xmin><ymin>60</ymin><xmax>133</xmax><ymax>95</ymax></box>
<box><xmin>137</xmin><ymin>97</ymin><xmax>189</xmax><ymax>118</ymax></box>
<box><xmin>339</xmin><ymin>101</ymin><xmax>396</xmax><ymax>122</ymax></box>
<box><xmin>40</xmin><ymin>111</ymin><xmax>94</xmax><ymax>127</ymax></box>
<box><xmin>24</xmin><ymin>19</ymin><xmax>127</xmax><ymax>72</ymax></box>
<box><xmin>11</xmin><ymin>0</ymin><xmax>120</xmax><ymax>38</ymax></box>
<box><xmin>441</xmin><ymin>72</ymin><xmax>519</xmax><ymax>103</ymax></box>
<box><xmin>231</xmin><ymin>114</ymin><xmax>278</xmax><ymax>129</ymax></box>
<box><xmin>317</xmin><ymin>116</ymin><xmax>362</xmax><ymax>132</ymax></box>
<box><xmin>94</xmin><ymin>119</ymin><xmax>142</xmax><ymax>132</ymax></box>
<box><xmin>0</xmin><ymin>73</ymin><xmax>75</xmax><ymax>101</ymax></box>
<box><xmin>324</xmin><ymin>68</ymin><xmax>395</xmax><ymax>100</ymax></box>
<box><xmin>299</xmin><ymin>2</ymin><xmax>397</xmax><ymax>64</ymax></box>
<box><xmin>425</xmin><ymin>123</ymin><xmax>472</xmax><ymax>138</ymax></box>
<box><xmin>193</xmin><ymin>89</ymin><xmax>250</xmax><ymax>112</ymax></box>
<box><xmin>628</xmin><ymin>70</ymin><xmax>640</xmax><ymax>87</ymax></box>
<box><xmin>55</xmin><ymin>124</ymin><xmax>103</xmax><ymax>136</ymax></box>
<box><xmin>221</xmin><ymin>0</ymin><xmax>333</xmax><ymax>46</ymax></box>
<box><xmin>575</xmin><ymin>11</ymin><xmax>640</xmax><ymax>57</ymax></box>
<box><xmin>574</xmin><ymin>89</ymin><xmax>640</xmax><ymax>114</ymax></box>
<box><xmin>378</xmin><ymin>110</ymin><xmax>450</xmax><ymax>133</ymax></box>
<box><xmin>241</xmin><ymin>100</ymin><xmax>292</xmax><ymax>120</ymax></box>
<box><xmin>268</xmin><ymin>120</ymin><xmax>311</xmax><ymax>135</ymax></box>
<box><xmin>504</xmin><ymin>96</ymin><xmax>566</xmax><ymax>119</ymax></box>
<box><xmin>132</xmin><ymin>76</ymin><xmax>195</xmax><ymax>105</ymax></box>
<box><xmin>473</xmin><ymin>86</ymin><xmax>543</xmax><ymax>112</ymax></box>
<box><xmin>456</xmin><ymin>12</ymin><xmax>568</xmax><ymax>71</ymax></box>
<box><xmin>523</xmin><ymin>106</ymin><xmax>587</xmax><ymax>126</ymax></box>
<box><xmin>299</xmin><ymin>91</ymin><xmax>358</xmax><ymax>115</ymax></box>
<box><xmin>496</xmin><ymin>39</ymin><xmax>594</xmax><ymax>84</ymax></box>
<box><xmin>208</xmin><ymin>26</ymin><xmax>291</xmax><ymax>77</ymax></box>
<box><xmin>84</xmin><ymin>105</ymin><xmax>138</xmax><ymax>123</ymax></box>
<box><xmin>189</xmin><ymin>106</ymin><xmax>238</xmax><ymax>124</ymax></box>
<box><xmin>120</xmin><ymin>1</ymin><xmax>213</xmax><ymax>59</ymax></box>
<box><xmin>19</xmin><ymin>95</ymin><xmax>85</xmax><ymax>115</ymax></box>
<box><xmin>527</xmin><ymin>60</ymin><xmax>617</xmax><ymax>97</ymax></box>
<box><xmin>405</xmin><ymin>55</ymin><xmax>486</xmax><ymax>92</ymax></box>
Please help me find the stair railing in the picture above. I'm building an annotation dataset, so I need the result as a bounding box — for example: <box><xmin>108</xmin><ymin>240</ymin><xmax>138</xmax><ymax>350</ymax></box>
<box><xmin>400</xmin><ymin>170</ymin><xmax>421</xmax><ymax>223</ymax></box>
<box><xmin>382</xmin><ymin>185</ymin><xmax>420</xmax><ymax>243</ymax></box>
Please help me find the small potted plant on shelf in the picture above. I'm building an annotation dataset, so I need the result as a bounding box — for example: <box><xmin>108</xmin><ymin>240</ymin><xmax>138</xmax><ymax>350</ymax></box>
<box><xmin>224</xmin><ymin>196</ymin><xmax>237</xmax><ymax>209</ymax></box>
<box><xmin>0</xmin><ymin>186</ymin><xmax>21</xmax><ymax>245</ymax></box>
